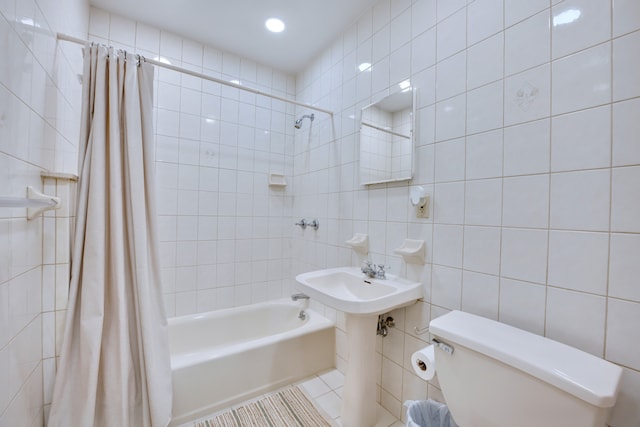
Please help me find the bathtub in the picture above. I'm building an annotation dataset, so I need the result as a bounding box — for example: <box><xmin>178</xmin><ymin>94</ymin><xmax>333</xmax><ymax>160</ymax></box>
<box><xmin>168</xmin><ymin>299</ymin><xmax>335</xmax><ymax>426</ymax></box>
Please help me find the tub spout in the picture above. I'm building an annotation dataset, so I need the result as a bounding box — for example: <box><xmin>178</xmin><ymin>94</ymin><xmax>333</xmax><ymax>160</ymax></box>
<box><xmin>291</xmin><ymin>293</ymin><xmax>310</xmax><ymax>301</ymax></box>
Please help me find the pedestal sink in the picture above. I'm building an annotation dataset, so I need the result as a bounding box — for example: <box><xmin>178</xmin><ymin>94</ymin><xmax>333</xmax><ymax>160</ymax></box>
<box><xmin>295</xmin><ymin>267</ymin><xmax>423</xmax><ymax>427</ymax></box>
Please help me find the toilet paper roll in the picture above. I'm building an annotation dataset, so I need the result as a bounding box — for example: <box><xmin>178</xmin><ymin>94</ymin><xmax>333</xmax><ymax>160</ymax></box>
<box><xmin>411</xmin><ymin>345</ymin><xmax>436</xmax><ymax>381</ymax></box>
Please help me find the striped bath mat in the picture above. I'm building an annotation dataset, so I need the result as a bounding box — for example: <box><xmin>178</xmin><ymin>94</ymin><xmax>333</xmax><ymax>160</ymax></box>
<box><xmin>194</xmin><ymin>385</ymin><xmax>335</xmax><ymax>427</ymax></box>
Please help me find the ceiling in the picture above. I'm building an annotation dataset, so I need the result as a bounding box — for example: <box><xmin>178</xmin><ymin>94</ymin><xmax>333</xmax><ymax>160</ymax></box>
<box><xmin>90</xmin><ymin>0</ymin><xmax>379</xmax><ymax>75</ymax></box>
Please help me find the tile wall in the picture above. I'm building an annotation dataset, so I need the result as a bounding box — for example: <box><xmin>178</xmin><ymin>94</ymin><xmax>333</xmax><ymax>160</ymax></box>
<box><xmin>88</xmin><ymin>8</ymin><xmax>299</xmax><ymax>317</ymax></box>
<box><xmin>292</xmin><ymin>0</ymin><xmax>640</xmax><ymax>425</ymax></box>
<box><xmin>0</xmin><ymin>0</ymin><xmax>88</xmax><ymax>424</ymax></box>
<box><xmin>3</xmin><ymin>0</ymin><xmax>639</xmax><ymax>426</ymax></box>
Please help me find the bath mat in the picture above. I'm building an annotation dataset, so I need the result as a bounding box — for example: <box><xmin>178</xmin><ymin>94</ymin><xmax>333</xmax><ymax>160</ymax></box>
<box><xmin>194</xmin><ymin>385</ymin><xmax>335</xmax><ymax>427</ymax></box>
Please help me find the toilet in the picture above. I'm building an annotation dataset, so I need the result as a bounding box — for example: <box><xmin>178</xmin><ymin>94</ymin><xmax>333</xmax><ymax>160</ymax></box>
<box><xmin>428</xmin><ymin>311</ymin><xmax>623</xmax><ymax>427</ymax></box>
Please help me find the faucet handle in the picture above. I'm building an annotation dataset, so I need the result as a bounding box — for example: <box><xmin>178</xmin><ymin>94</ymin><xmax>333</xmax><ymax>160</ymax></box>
<box><xmin>376</xmin><ymin>264</ymin><xmax>389</xmax><ymax>278</ymax></box>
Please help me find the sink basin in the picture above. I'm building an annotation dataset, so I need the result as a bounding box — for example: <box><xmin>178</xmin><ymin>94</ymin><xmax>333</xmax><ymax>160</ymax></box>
<box><xmin>295</xmin><ymin>267</ymin><xmax>423</xmax><ymax>315</ymax></box>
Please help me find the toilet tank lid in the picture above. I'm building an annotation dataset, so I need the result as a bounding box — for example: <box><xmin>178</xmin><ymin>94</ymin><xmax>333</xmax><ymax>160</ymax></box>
<box><xmin>429</xmin><ymin>311</ymin><xmax>623</xmax><ymax>408</ymax></box>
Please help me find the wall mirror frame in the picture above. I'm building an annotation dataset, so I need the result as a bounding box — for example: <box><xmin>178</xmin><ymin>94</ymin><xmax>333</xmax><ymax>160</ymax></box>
<box><xmin>359</xmin><ymin>87</ymin><xmax>416</xmax><ymax>186</ymax></box>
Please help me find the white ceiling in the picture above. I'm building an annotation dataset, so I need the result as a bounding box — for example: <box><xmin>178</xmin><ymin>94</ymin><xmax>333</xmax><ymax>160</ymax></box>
<box><xmin>90</xmin><ymin>0</ymin><xmax>379</xmax><ymax>75</ymax></box>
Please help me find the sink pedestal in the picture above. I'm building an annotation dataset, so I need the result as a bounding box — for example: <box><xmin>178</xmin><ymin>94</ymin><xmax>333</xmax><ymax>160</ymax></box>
<box><xmin>341</xmin><ymin>314</ymin><xmax>378</xmax><ymax>427</ymax></box>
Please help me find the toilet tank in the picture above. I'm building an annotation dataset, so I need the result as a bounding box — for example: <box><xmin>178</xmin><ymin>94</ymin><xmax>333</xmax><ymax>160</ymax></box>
<box><xmin>429</xmin><ymin>311</ymin><xmax>622</xmax><ymax>427</ymax></box>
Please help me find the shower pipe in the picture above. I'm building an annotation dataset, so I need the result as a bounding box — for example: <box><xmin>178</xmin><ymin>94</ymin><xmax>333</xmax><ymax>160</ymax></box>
<box><xmin>56</xmin><ymin>32</ymin><xmax>334</xmax><ymax>117</ymax></box>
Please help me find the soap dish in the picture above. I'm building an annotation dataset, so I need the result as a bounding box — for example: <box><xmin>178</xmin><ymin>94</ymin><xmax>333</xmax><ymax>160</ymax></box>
<box><xmin>345</xmin><ymin>233</ymin><xmax>369</xmax><ymax>255</ymax></box>
<box><xmin>394</xmin><ymin>239</ymin><xmax>425</xmax><ymax>264</ymax></box>
<box><xmin>268</xmin><ymin>173</ymin><xmax>287</xmax><ymax>187</ymax></box>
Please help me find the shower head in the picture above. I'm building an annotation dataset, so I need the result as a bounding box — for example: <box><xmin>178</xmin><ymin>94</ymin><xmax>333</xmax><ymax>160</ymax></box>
<box><xmin>294</xmin><ymin>113</ymin><xmax>314</xmax><ymax>129</ymax></box>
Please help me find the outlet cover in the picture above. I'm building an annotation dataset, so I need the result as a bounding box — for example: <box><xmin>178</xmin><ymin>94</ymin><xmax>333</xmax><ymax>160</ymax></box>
<box><xmin>416</xmin><ymin>195</ymin><xmax>429</xmax><ymax>218</ymax></box>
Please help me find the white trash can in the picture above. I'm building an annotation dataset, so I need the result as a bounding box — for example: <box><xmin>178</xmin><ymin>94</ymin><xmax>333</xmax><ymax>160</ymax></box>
<box><xmin>404</xmin><ymin>399</ymin><xmax>459</xmax><ymax>427</ymax></box>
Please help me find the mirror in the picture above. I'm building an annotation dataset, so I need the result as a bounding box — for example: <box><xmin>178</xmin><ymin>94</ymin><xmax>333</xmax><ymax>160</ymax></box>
<box><xmin>359</xmin><ymin>87</ymin><xmax>416</xmax><ymax>185</ymax></box>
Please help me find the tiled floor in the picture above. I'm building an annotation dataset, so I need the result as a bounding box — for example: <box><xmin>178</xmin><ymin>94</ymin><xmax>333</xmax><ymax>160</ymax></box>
<box><xmin>297</xmin><ymin>369</ymin><xmax>403</xmax><ymax>427</ymax></box>
<box><xmin>185</xmin><ymin>369</ymin><xmax>404</xmax><ymax>427</ymax></box>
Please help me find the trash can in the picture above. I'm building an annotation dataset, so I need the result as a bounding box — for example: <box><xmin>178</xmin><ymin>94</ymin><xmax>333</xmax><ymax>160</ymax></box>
<box><xmin>404</xmin><ymin>399</ymin><xmax>459</xmax><ymax>427</ymax></box>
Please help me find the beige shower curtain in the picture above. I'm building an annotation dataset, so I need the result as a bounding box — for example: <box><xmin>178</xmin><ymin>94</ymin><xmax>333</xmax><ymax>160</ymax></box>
<box><xmin>48</xmin><ymin>44</ymin><xmax>172</xmax><ymax>427</ymax></box>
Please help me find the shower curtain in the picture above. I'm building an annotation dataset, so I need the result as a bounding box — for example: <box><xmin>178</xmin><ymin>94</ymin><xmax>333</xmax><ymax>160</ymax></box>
<box><xmin>48</xmin><ymin>44</ymin><xmax>172</xmax><ymax>427</ymax></box>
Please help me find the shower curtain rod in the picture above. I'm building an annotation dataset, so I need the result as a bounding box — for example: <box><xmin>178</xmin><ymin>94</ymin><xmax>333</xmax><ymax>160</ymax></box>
<box><xmin>57</xmin><ymin>32</ymin><xmax>334</xmax><ymax>117</ymax></box>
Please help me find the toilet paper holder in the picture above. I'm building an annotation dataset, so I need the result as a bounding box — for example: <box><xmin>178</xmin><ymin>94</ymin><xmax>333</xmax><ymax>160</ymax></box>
<box><xmin>432</xmin><ymin>338</ymin><xmax>455</xmax><ymax>355</ymax></box>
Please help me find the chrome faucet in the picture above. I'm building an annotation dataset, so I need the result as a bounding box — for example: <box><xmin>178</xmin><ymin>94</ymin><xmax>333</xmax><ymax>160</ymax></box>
<box><xmin>291</xmin><ymin>293</ymin><xmax>310</xmax><ymax>320</ymax></box>
<box><xmin>291</xmin><ymin>293</ymin><xmax>310</xmax><ymax>301</ymax></box>
<box><xmin>361</xmin><ymin>261</ymin><xmax>388</xmax><ymax>279</ymax></box>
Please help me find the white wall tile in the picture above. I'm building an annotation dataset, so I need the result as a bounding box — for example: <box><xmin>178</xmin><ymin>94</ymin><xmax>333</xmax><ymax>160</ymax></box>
<box><xmin>552</xmin><ymin>43</ymin><xmax>611</xmax><ymax>115</ymax></box>
<box><xmin>546</xmin><ymin>287</ymin><xmax>606</xmax><ymax>356</ymax></box>
<box><xmin>501</xmin><ymin>228</ymin><xmax>548</xmax><ymax>284</ymax></box>
<box><xmin>505</xmin><ymin>10</ymin><xmax>550</xmax><ymax>76</ymax></box>
<box><xmin>431</xmin><ymin>265</ymin><xmax>462</xmax><ymax>310</ymax></box>
<box><xmin>499</xmin><ymin>278</ymin><xmax>546</xmax><ymax>335</ymax></box>
<box><xmin>372</xmin><ymin>23</ymin><xmax>390</xmax><ymax>64</ymax></box>
<box><xmin>606</xmin><ymin>299</ymin><xmax>640</xmax><ymax>371</ymax></box>
<box><xmin>504</xmin><ymin>0</ymin><xmax>550</xmax><ymax>28</ymax></box>
<box><xmin>502</xmin><ymin>174</ymin><xmax>549</xmax><ymax>228</ymax></box>
<box><xmin>432</xmin><ymin>224</ymin><xmax>463</xmax><ymax>267</ymax></box>
<box><xmin>461</xmin><ymin>270</ymin><xmax>499</xmax><ymax>320</ymax></box>
<box><xmin>109</xmin><ymin>14</ymin><xmax>135</xmax><ymax>46</ymax></box>
<box><xmin>551</xmin><ymin>0</ymin><xmax>611</xmax><ymax>59</ymax></box>
<box><xmin>548</xmin><ymin>231</ymin><xmax>609</xmax><ymax>295</ymax></box>
<box><xmin>434</xmin><ymin>138</ymin><xmax>465</xmax><ymax>182</ymax></box>
<box><xmin>551</xmin><ymin>105</ymin><xmax>611</xmax><ymax>172</ymax></box>
<box><xmin>613</xmin><ymin>31</ymin><xmax>640</xmax><ymax>102</ymax></box>
<box><xmin>504</xmin><ymin>64</ymin><xmax>551</xmax><ymax>126</ymax></box>
<box><xmin>609</xmin><ymin>233</ymin><xmax>640</xmax><ymax>302</ymax></box>
<box><xmin>88</xmin><ymin>7</ymin><xmax>109</xmax><ymax>38</ymax></box>
<box><xmin>465</xmin><ymin>129</ymin><xmax>503</xmax><ymax>180</ymax></box>
<box><xmin>411</xmin><ymin>28</ymin><xmax>436</xmax><ymax>73</ymax></box>
<box><xmin>435</xmin><ymin>94</ymin><xmax>465</xmax><ymax>142</ymax></box>
<box><xmin>466</xmin><ymin>81</ymin><xmax>503</xmax><ymax>134</ymax></box>
<box><xmin>463</xmin><ymin>226</ymin><xmax>501</xmax><ymax>275</ymax></box>
<box><xmin>611</xmin><ymin>166</ymin><xmax>640</xmax><ymax>233</ymax></box>
<box><xmin>613</xmin><ymin>98</ymin><xmax>640</xmax><ymax>167</ymax></box>
<box><xmin>436</xmin><ymin>8</ymin><xmax>466</xmax><ymax>60</ymax></box>
<box><xmin>135</xmin><ymin>22</ymin><xmax>160</xmax><ymax>54</ymax></box>
<box><xmin>550</xmin><ymin>169</ymin><xmax>610</xmax><ymax>231</ymax></box>
<box><xmin>613</xmin><ymin>0</ymin><xmax>640</xmax><ymax>37</ymax></box>
<box><xmin>434</xmin><ymin>182</ymin><xmax>465</xmax><ymax>225</ymax></box>
<box><xmin>464</xmin><ymin>178</ymin><xmax>502</xmax><ymax>227</ymax></box>
<box><xmin>436</xmin><ymin>0</ymin><xmax>465</xmax><ymax>22</ymax></box>
<box><xmin>435</xmin><ymin>52</ymin><xmax>466</xmax><ymax>101</ymax></box>
<box><xmin>467</xmin><ymin>33</ymin><xmax>503</xmax><ymax>90</ymax></box>
<box><xmin>412</xmin><ymin>0</ymin><xmax>436</xmax><ymax>37</ymax></box>
<box><xmin>503</xmin><ymin>119</ymin><xmax>550</xmax><ymax>176</ymax></box>
<box><xmin>390</xmin><ymin>8</ymin><xmax>412</xmax><ymax>52</ymax></box>
<box><xmin>390</xmin><ymin>44</ymin><xmax>411</xmax><ymax>85</ymax></box>
<box><xmin>467</xmin><ymin>0</ymin><xmax>503</xmax><ymax>46</ymax></box>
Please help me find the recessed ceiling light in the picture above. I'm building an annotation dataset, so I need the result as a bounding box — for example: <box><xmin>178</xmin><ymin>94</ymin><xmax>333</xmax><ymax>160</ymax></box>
<box><xmin>265</xmin><ymin>18</ymin><xmax>285</xmax><ymax>33</ymax></box>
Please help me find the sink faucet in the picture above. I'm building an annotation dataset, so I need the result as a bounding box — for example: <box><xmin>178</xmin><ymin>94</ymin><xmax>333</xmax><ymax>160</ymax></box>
<box><xmin>361</xmin><ymin>261</ymin><xmax>388</xmax><ymax>279</ymax></box>
<box><xmin>291</xmin><ymin>293</ymin><xmax>310</xmax><ymax>301</ymax></box>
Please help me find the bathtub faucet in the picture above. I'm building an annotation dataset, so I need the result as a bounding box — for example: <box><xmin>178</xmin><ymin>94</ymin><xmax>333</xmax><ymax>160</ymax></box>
<box><xmin>292</xmin><ymin>293</ymin><xmax>309</xmax><ymax>320</ymax></box>
<box><xmin>291</xmin><ymin>293</ymin><xmax>310</xmax><ymax>301</ymax></box>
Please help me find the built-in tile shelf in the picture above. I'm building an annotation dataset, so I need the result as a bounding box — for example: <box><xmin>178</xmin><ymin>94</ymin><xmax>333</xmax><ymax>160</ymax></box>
<box><xmin>268</xmin><ymin>172</ymin><xmax>287</xmax><ymax>187</ymax></box>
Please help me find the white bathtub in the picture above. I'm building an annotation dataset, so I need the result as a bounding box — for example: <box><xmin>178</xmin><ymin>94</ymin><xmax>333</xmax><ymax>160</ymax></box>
<box><xmin>168</xmin><ymin>299</ymin><xmax>335</xmax><ymax>426</ymax></box>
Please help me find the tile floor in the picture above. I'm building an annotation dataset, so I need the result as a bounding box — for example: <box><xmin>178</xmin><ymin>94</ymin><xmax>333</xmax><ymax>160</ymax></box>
<box><xmin>185</xmin><ymin>369</ymin><xmax>404</xmax><ymax>427</ymax></box>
